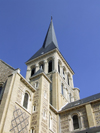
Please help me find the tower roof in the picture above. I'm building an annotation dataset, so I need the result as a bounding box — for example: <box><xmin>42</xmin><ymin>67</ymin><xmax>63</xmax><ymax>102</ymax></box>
<box><xmin>42</xmin><ymin>17</ymin><xmax>59</xmax><ymax>49</ymax></box>
<box><xmin>26</xmin><ymin>18</ymin><xmax>59</xmax><ymax>63</ymax></box>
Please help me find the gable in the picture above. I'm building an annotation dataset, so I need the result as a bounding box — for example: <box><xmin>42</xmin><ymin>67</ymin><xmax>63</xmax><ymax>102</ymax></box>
<box><xmin>0</xmin><ymin>60</ymin><xmax>15</xmax><ymax>83</ymax></box>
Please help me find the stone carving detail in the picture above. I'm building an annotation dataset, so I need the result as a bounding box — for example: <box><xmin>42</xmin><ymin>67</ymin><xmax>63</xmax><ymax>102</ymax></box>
<box><xmin>10</xmin><ymin>106</ymin><xmax>29</xmax><ymax>133</ymax></box>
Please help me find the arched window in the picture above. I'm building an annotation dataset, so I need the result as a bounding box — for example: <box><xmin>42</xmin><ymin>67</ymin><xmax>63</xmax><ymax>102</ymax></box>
<box><xmin>58</xmin><ymin>63</ymin><xmax>60</xmax><ymax>73</ymax></box>
<box><xmin>63</xmin><ymin>68</ymin><xmax>65</xmax><ymax>80</ymax></box>
<box><xmin>67</xmin><ymin>74</ymin><xmax>70</xmax><ymax>85</ymax></box>
<box><xmin>48</xmin><ymin>60</ymin><xmax>52</xmax><ymax>72</ymax></box>
<box><xmin>61</xmin><ymin>83</ymin><xmax>63</xmax><ymax>95</ymax></box>
<box><xmin>30</xmin><ymin>128</ymin><xmax>35</xmax><ymax>133</ymax></box>
<box><xmin>72</xmin><ymin>115</ymin><xmax>79</xmax><ymax>130</ymax></box>
<box><xmin>23</xmin><ymin>93</ymin><xmax>29</xmax><ymax>109</ymax></box>
<box><xmin>31</xmin><ymin>68</ymin><xmax>35</xmax><ymax>77</ymax></box>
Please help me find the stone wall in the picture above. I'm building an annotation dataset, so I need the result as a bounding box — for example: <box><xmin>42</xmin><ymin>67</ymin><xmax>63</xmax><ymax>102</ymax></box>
<box><xmin>10</xmin><ymin>105</ymin><xmax>30</xmax><ymax>133</ymax></box>
<box><xmin>49</xmin><ymin>109</ymin><xmax>57</xmax><ymax>133</ymax></box>
<box><xmin>60</xmin><ymin>107</ymin><xmax>89</xmax><ymax>132</ymax></box>
<box><xmin>92</xmin><ymin>101</ymin><xmax>100</xmax><ymax>126</ymax></box>
<box><xmin>0</xmin><ymin>60</ymin><xmax>14</xmax><ymax>83</ymax></box>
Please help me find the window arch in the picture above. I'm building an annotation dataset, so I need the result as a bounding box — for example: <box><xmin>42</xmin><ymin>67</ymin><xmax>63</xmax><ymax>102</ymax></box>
<box><xmin>72</xmin><ymin>115</ymin><xmax>79</xmax><ymax>130</ymax></box>
<box><xmin>23</xmin><ymin>92</ymin><xmax>29</xmax><ymax>109</ymax></box>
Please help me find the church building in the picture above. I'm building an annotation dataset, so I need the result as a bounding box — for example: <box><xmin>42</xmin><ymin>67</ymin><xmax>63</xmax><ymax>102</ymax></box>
<box><xmin>0</xmin><ymin>18</ymin><xmax>100</xmax><ymax>133</ymax></box>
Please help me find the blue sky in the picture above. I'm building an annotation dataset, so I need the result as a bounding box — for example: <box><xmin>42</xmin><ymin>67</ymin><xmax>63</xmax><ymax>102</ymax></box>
<box><xmin>0</xmin><ymin>0</ymin><xmax>100</xmax><ymax>99</ymax></box>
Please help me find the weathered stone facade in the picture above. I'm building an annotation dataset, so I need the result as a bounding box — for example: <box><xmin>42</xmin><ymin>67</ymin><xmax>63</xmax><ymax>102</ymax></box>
<box><xmin>0</xmin><ymin>19</ymin><xmax>100</xmax><ymax>133</ymax></box>
<box><xmin>0</xmin><ymin>60</ymin><xmax>15</xmax><ymax>83</ymax></box>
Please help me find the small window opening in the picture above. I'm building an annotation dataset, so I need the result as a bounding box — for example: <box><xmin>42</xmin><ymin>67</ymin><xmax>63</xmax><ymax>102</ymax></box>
<box><xmin>23</xmin><ymin>93</ymin><xmax>29</xmax><ymax>109</ymax></box>
<box><xmin>73</xmin><ymin>115</ymin><xmax>79</xmax><ymax>130</ymax></box>
<box><xmin>58</xmin><ymin>64</ymin><xmax>60</xmax><ymax>73</ymax></box>
<box><xmin>31</xmin><ymin>68</ymin><xmax>35</xmax><ymax>77</ymax></box>
<box><xmin>48</xmin><ymin>60</ymin><xmax>52</xmax><ymax>73</ymax></box>
<box><xmin>67</xmin><ymin>75</ymin><xmax>70</xmax><ymax>85</ymax></box>
<box><xmin>63</xmin><ymin>69</ymin><xmax>65</xmax><ymax>80</ymax></box>
<box><xmin>31</xmin><ymin>128</ymin><xmax>35</xmax><ymax>133</ymax></box>
<box><xmin>35</xmin><ymin>82</ymin><xmax>38</xmax><ymax>88</ymax></box>
<box><xmin>33</xmin><ymin>105</ymin><xmax>36</xmax><ymax>112</ymax></box>
<box><xmin>61</xmin><ymin>83</ymin><xmax>63</xmax><ymax>95</ymax></box>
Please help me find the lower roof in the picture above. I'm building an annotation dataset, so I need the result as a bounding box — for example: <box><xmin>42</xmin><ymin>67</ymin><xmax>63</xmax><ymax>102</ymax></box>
<box><xmin>61</xmin><ymin>93</ymin><xmax>100</xmax><ymax>111</ymax></box>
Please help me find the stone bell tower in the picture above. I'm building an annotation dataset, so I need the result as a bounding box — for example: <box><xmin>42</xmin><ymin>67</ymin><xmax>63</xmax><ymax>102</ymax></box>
<box><xmin>25</xmin><ymin>18</ymin><xmax>80</xmax><ymax>111</ymax></box>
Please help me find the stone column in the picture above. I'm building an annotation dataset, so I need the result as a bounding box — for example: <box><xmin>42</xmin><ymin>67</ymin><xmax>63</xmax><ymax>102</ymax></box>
<box><xmin>26</xmin><ymin>66</ymin><xmax>31</xmax><ymax>81</ymax></box>
<box><xmin>60</xmin><ymin>66</ymin><xmax>63</xmax><ymax>77</ymax></box>
<box><xmin>85</xmin><ymin>104</ymin><xmax>95</xmax><ymax>127</ymax></box>
<box><xmin>69</xmin><ymin>77</ymin><xmax>73</xmax><ymax>87</ymax></box>
<box><xmin>35</xmin><ymin>63</ymin><xmax>39</xmax><ymax>72</ymax></box>
<box><xmin>68</xmin><ymin>115</ymin><xmax>72</xmax><ymax>131</ymax></box>
<box><xmin>53</xmin><ymin>56</ymin><xmax>58</xmax><ymax>72</ymax></box>
<box><xmin>65</xmin><ymin>71</ymin><xmax>67</xmax><ymax>83</ymax></box>
<box><xmin>44</xmin><ymin>59</ymin><xmax>48</xmax><ymax>74</ymax></box>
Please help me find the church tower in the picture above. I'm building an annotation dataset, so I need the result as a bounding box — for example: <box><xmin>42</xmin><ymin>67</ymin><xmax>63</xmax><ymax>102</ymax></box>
<box><xmin>25</xmin><ymin>18</ymin><xmax>80</xmax><ymax>110</ymax></box>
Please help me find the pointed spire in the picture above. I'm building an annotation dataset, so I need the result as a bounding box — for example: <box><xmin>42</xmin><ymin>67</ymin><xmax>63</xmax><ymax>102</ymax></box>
<box><xmin>42</xmin><ymin>17</ymin><xmax>59</xmax><ymax>49</ymax></box>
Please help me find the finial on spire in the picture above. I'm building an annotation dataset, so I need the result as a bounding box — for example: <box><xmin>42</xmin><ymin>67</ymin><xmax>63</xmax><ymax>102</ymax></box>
<box><xmin>51</xmin><ymin>16</ymin><xmax>52</xmax><ymax>21</ymax></box>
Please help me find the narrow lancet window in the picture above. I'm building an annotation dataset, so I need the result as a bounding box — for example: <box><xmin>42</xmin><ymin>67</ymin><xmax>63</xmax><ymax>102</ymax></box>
<box><xmin>23</xmin><ymin>93</ymin><xmax>29</xmax><ymax>109</ymax></box>
<box><xmin>73</xmin><ymin>115</ymin><xmax>79</xmax><ymax>130</ymax></box>
<box><xmin>31</xmin><ymin>68</ymin><xmax>35</xmax><ymax>77</ymax></box>
<box><xmin>48</xmin><ymin>60</ymin><xmax>52</xmax><ymax>72</ymax></box>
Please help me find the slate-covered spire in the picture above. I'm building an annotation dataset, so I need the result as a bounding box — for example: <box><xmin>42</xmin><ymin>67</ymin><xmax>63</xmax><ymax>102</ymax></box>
<box><xmin>26</xmin><ymin>18</ymin><xmax>59</xmax><ymax>63</ymax></box>
<box><xmin>42</xmin><ymin>17</ymin><xmax>59</xmax><ymax>49</ymax></box>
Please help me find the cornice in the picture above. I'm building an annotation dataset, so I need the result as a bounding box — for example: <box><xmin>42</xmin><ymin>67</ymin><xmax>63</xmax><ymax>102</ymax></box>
<box><xmin>56</xmin><ymin>49</ymin><xmax>74</xmax><ymax>75</ymax></box>
<box><xmin>30</xmin><ymin>72</ymin><xmax>51</xmax><ymax>83</ymax></box>
<box><xmin>49</xmin><ymin>104</ymin><xmax>58</xmax><ymax>114</ymax></box>
<box><xmin>16</xmin><ymin>72</ymin><xmax>36</xmax><ymax>92</ymax></box>
<box><xmin>25</xmin><ymin>49</ymin><xmax>57</xmax><ymax>65</ymax></box>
